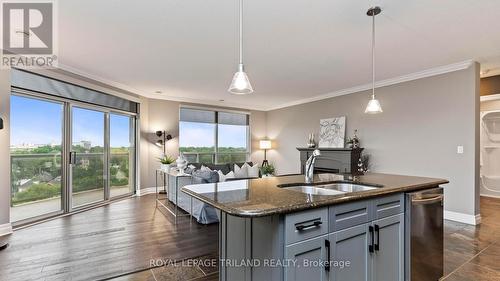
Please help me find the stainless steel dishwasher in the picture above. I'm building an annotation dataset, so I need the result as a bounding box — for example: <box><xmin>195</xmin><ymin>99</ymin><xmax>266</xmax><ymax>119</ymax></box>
<box><xmin>405</xmin><ymin>187</ymin><xmax>444</xmax><ymax>281</ymax></box>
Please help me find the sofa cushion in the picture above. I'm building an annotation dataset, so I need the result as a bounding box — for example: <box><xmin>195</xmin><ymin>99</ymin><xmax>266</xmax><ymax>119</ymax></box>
<box><xmin>191</xmin><ymin>170</ymin><xmax>219</xmax><ymax>184</ymax></box>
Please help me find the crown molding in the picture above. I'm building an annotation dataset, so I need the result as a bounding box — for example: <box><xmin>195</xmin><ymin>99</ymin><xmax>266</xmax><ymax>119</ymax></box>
<box><xmin>57</xmin><ymin>63</ymin><xmax>265</xmax><ymax>111</ymax></box>
<box><xmin>265</xmin><ymin>60</ymin><xmax>475</xmax><ymax>111</ymax></box>
<box><xmin>56</xmin><ymin>60</ymin><xmax>474</xmax><ymax>112</ymax></box>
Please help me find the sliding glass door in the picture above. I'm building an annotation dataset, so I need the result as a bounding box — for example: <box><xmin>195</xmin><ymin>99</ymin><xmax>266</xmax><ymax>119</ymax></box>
<box><xmin>71</xmin><ymin>107</ymin><xmax>106</xmax><ymax>208</ymax></box>
<box><xmin>10</xmin><ymin>92</ymin><xmax>137</xmax><ymax>224</ymax></box>
<box><xmin>109</xmin><ymin>113</ymin><xmax>135</xmax><ymax>198</ymax></box>
<box><xmin>10</xmin><ymin>95</ymin><xmax>64</xmax><ymax>222</ymax></box>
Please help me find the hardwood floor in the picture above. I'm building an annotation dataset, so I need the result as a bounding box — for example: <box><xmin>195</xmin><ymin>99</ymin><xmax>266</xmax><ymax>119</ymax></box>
<box><xmin>443</xmin><ymin>196</ymin><xmax>500</xmax><ymax>280</ymax></box>
<box><xmin>0</xmin><ymin>194</ymin><xmax>218</xmax><ymax>281</ymax></box>
<box><xmin>119</xmin><ymin>197</ymin><xmax>500</xmax><ymax>281</ymax></box>
<box><xmin>2</xmin><ymin>194</ymin><xmax>500</xmax><ymax>281</ymax></box>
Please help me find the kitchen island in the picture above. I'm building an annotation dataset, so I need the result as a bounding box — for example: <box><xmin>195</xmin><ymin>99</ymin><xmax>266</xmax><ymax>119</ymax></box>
<box><xmin>181</xmin><ymin>173</ymin><xmax>448</xmax><ymax>281</ymax></box>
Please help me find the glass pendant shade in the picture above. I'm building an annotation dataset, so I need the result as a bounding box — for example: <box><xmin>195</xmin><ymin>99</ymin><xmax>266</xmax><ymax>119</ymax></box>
<box><xmin>365</xmin><ymin>98</ymin><xmax>383</xmax><ymax>114</ymax></box>
<box><xmin>229</xmin><ymin>64</ymin><xmax>253</xmax><ymax>94</ymax></box>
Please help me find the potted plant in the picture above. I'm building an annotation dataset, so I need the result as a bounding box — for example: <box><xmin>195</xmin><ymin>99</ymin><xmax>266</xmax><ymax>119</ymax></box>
<box><xmin>346</xmin><ymin>137</ymin><xmax>354</xmax><ymax>148</ymax></box>
<box><xmin>158</xmin><ymin>155</ymin><xmax>175</xmax><ymax>172</ymax></box>
<box><xmin>260</xmin><ymin>164</ymin><xmax>276</xmax><ymax>178</ymax></box>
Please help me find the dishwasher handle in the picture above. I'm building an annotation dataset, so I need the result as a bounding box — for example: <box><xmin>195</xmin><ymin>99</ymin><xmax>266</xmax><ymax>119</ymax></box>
<box><xmin>412</xmin><ymin>195</ymin><xmax>443</xmax><ymax>205</ymax></box>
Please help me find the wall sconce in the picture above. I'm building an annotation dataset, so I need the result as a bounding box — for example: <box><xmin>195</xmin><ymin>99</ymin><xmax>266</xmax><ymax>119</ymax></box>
<box><xmin>259</xmin><ymin>139</ymin><xmax>272</xmax><ymax>166</ymax></box>
<box><xmin>155</xmin><ymin>130</ymin><xmax>172</xmax><ymax>155</ymax></box>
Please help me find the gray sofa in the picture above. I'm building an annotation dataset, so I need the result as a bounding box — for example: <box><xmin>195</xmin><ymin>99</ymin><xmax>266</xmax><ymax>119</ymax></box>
<box><xmin>175</xmin><ymin>162</ymin><xmax>258</xmax><ymax>224</ymax></box>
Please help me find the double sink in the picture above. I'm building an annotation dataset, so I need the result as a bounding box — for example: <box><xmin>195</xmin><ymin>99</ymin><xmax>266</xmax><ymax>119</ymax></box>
<box><xmin>278</xmin><ymin>181</ymin><xmax>383</xmax><ymax>196</ymax></box>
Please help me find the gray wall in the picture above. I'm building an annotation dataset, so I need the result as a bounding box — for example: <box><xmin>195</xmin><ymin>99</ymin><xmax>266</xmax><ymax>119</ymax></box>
<box><xmin>140</xmin><ymin>99</ymin><xmax>267</xmax><ymax>189</ymax></box>
<box><xmin>267</xmin><ymin>64</ymin><xmax>480</xmax><ymax>217</ymax></box>
<box><xmin>0</xmin><ymin>70</ymin><xmax>11</xmax><ymax>228</ymax></box>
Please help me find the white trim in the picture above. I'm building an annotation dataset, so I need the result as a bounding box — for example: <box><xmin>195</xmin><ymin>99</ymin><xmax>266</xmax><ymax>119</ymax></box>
<box><xmin>0</xmin><ymin>223</ymin><xmax>13</xmax><ymax>237</ymax></box>
<box><xmin>480</xmin><ymin>193</ymin><xmax>500</xmax><ymax>199</ymax></box>
<box><xmin>480</xmin><ymin>93</ymin><xmax>500</xmax><ymax>102</ymax></box>
<box><xmin>136</xmin><ymin>187</ymin><xmax>157</xmax><ymax>196</ymax></box>
<box><xmin>55</xmin><ymin>60</ymin><xmax>475</xmax><ymax>112</ymax></box>
<box><xmin>444</xmin><ymin>210</ymin><xmax>481</xmax><ymax>225</ymax></box>
<box><xmin>267</xmin><ymin>60</ymin><xmax>475</xmax><ymax>111</ymax></box>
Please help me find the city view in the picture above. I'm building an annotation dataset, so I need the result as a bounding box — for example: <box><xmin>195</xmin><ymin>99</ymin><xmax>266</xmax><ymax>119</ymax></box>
<box><xmin>10</xmin><ymin>95</ymin><xmax>133</xmax><ymax>222</ymax></box>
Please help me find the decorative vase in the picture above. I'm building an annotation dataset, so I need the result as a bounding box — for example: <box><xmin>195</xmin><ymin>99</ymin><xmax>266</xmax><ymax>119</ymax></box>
<box><xmin>176</xmin><ymin>153</ymin><xmax>187</xmax><ymax>175</ymax></box>
<box><xmin>160</xmin><ymin>164</ymin><xmax>171</xmax><ymax>172</ymax></box>
<box><xmin>261</xmin><ymin>174</ymin><xmax>272</xmax><ymax>178</ymax></box>
<box><xmin>307</xmin><ymin>133</ymin><xmax>316</xmax><ymax>148</ymax></box>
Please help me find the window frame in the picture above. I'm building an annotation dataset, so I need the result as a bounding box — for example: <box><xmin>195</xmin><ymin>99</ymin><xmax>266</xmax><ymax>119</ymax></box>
<box><xmin>179</xmin><ymin>106</ymin><xmax>251</xmax><ymax>164</ymax></box>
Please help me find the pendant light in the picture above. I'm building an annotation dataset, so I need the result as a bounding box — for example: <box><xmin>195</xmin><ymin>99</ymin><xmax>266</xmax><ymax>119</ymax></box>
<box><xmin>365</xmin><ymin>6</ymin><xmax>383</xmax><ymax>114</ymax></box>
<box><xmin>228</xmin><ymin>0</ymin><xmax>254</xmax><ymax>94</ymax></box>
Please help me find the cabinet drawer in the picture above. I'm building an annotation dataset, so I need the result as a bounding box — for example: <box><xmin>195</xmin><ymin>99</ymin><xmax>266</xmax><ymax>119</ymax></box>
<box><xmin>372</xmin><ymin>194</ymin><xmax>404</xmax><ymax>220</ymax></box>
<box><xmin>285</xmin><ymin>207</ymin><xmax>328</xmax><ymax>245</ymax></box>
<box><xmin>329</xmin><ymin>200</ymin><xmax>371</xmax><ymax>232</ymax></box>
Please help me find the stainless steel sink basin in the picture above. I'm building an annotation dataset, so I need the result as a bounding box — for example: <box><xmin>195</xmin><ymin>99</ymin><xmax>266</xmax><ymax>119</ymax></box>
<box><xmin>314</xmin><ymin>183</ymin><xmax>377</xmax><ymax>193</ymax></box>
<box><xmin>280</xmin><ymin>182</ymin><xmax>380</xmax><ymax>196</ymax></box>
<box><xmin>284</xmin><ymin>185</ymin><xmax>346</xmax><ymax>196</ymax></box>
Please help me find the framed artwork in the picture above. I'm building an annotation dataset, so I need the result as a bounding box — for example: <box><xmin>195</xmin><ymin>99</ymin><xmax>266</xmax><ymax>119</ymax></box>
<box><xmin>318</xmin><ymin>116</ymin><xmax>346</xmax><ymax>148</ymax></box>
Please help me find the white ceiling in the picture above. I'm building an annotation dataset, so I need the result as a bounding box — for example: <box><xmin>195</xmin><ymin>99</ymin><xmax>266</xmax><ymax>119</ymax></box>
<box><xmin>57</xmin><ymin>0</ymin><xmax>500</xmax><ymax>110</ymax></box>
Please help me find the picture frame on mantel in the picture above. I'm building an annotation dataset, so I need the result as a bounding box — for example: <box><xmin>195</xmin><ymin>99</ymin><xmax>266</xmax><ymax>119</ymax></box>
<box><xmin>318</xmin><ymin>116</ymin><xmax>346</xmax><ymax>148</ymax></box>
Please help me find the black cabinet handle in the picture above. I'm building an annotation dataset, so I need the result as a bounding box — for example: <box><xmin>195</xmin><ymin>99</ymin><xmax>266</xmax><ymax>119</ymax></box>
<box><xmin>374</xmin><ymin>224</ymin><xmax>380</xmax><ymax>251</ymax></box>
<box><xmin>369</xmin><ymin>225</ymin><xmax>374</xmax><ymax>253</ymax></box>
<box><xmin>325</xmin><ymin>239</ymin><xmax>331</xmax><ymax>272</ymax></box>
<box><xmin>295</xmin><ymin>220</ymin><xmax>322</xmax><ymax>231</ymax></box>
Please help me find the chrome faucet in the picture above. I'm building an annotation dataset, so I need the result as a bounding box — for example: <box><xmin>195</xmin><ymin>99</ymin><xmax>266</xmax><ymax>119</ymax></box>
<box><xmin>305</xmin><ymin>149</ymin><xmax>321</xmax><ymax>183</ymax></box>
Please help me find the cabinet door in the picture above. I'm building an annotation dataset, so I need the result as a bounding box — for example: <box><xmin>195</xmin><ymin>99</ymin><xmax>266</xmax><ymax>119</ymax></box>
<box><xmin>372</xmin><ymin>214</ymin><xmax>404</xmax><ymax>281</ymax></box>
<box><xmin>285</xmin><ymin>235</ymin><xmax>328</xmax><ymax>281</ymax></box>
<box><xmin>329</xmin><ymin>223</ymin><xmax>371</xmax><ymax>281</ymax></box>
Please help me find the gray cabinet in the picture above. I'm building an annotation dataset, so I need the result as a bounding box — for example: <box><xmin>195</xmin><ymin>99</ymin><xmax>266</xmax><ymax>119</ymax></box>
<box><xmin>372</xmin><ymin>213</ymin><xmax>405</xmax><ymax>281</ymax></box>
<box><xmin>329</xmin><ymin>224</ymin><xmax>371</xmax><ymax>281</ymax></box>
<box><xmin>285</xmin><ymin>235</ymin><xmax>329</xmax><ymax>281</ymax></box>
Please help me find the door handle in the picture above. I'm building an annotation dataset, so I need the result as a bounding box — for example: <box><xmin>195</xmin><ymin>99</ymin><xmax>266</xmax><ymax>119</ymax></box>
<box><xmin>69</xmin><ymin>152</ymin><xmax>77</xmax><ymax>165</ymax></box>
<box><xmin>325</xmin><ymin>239</ymin><xmax>331</xmax><ymax>272</ymax></box>
<box><xmin>374</xmin><ymin>224</ymin><xmax>380</xmax><ymax>251</ymax></box>
<box><xmin>369</xmin><ymin>225</ymin><xmax>374</xmax><ymax>253</ymax></box>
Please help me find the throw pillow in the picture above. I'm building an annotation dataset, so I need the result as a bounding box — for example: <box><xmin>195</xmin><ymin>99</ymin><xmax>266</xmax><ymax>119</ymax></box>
<box><xmin>244</xmin><ymin>163</ymin><xmax>260</xmax><ymax>178</ymax></box>
<box><xmin>233</xmin><ymin>164</ymin><xmax>249</xmax><ymax>178</ymax></box>
<box><xmin>192</xmin><ymin>170</ymin><xmax>219</xmax><ymax>183</ymax></box>
<box><xmin>218</xmin><ymin>170</ymin><xmax>235</xmax><ymax>182</ymax></box>
<box><xmin>200</xmin><ymin>165</ymin><xmax>212</xmax><ymax>172</ymax></box>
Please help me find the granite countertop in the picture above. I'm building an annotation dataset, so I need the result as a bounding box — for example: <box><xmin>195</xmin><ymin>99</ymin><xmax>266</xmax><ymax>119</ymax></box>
<box><xmin>181</xmin><ymin>173</ymin><xmax>449</xmax><ymax>217</ymax></box>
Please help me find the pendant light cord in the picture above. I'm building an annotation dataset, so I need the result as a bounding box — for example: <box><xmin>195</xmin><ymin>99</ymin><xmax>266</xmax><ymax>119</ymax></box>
<box><xmin>371</xmin><ymin>9</ymin><xmax>376</xmax><ymax>99</ymax></box>
<box><xmin>239</xmin><ymin>0</ymin><xmax>243</xmax><ymax>65</ymax></box>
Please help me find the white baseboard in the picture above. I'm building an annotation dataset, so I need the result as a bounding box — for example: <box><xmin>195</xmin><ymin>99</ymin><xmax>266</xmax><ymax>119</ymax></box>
<box><xmin>480</xmin><ymin>193</ymin><xmax>500</xmax><ymax>199</ymax></box>
<box><xmin>444</xmin><ymin>210</ymin><xmax>481</xmax><ymax>225</ymax></box>
<box><xmin>0</xmin><ymin>223</ymin><xmax>13</xmax><ymax>237</ymax></box>
<box><xmin>136</xmin><ymin>187</ymin><xmax>157</xmax><ymax>196</ymax></box>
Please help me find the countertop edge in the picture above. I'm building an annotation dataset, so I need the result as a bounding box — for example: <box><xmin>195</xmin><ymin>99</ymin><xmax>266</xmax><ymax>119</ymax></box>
<box><xmin>181</xmin><ymin>179</ymin><xmax>449</xmax><ymax>218</ymax></box>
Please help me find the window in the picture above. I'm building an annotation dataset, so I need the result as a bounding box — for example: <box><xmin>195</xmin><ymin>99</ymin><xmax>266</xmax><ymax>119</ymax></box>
<box><xmin>179</xmin><ymin>107</ymin><xmax>249</xmax><ymax>164</ymax></box>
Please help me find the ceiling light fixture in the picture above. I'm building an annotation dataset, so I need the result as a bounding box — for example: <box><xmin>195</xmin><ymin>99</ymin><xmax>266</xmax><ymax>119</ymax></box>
<box><xmin>228</xmin><ymin>0</ymin><xmax>253</xmax><ymax>95</ymax></box>
<box><xmin>365</xmin><ymin>6</ymin><xmax>383</xmax><ymax>114</ymax></box>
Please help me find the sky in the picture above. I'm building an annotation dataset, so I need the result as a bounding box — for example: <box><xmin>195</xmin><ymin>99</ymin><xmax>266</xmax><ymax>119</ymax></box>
<box><xmin>179</xmin><ymin>122</ymin><xmax>247</xmax><ymax>148</ymax></box>
<box><xmin>11</xmin><ymin>95</ymin><xmax>132</xmax><ymax>148</ymax></box>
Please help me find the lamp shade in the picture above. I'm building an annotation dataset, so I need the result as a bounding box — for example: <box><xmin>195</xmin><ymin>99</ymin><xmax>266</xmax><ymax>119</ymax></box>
<box><xmin>365</xmin><ymin>98</ymin><xmax>383</xmax><ymax>114</ymax></box>
<box><xmin>228</xmin><ymin>64</ymin><xmax>254</xmax><ymax>95</ymax></box>
<box><xmin>260</xmin><ymin>140</ymin><xmax>271</xmax><ymax>150</ymax></box>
